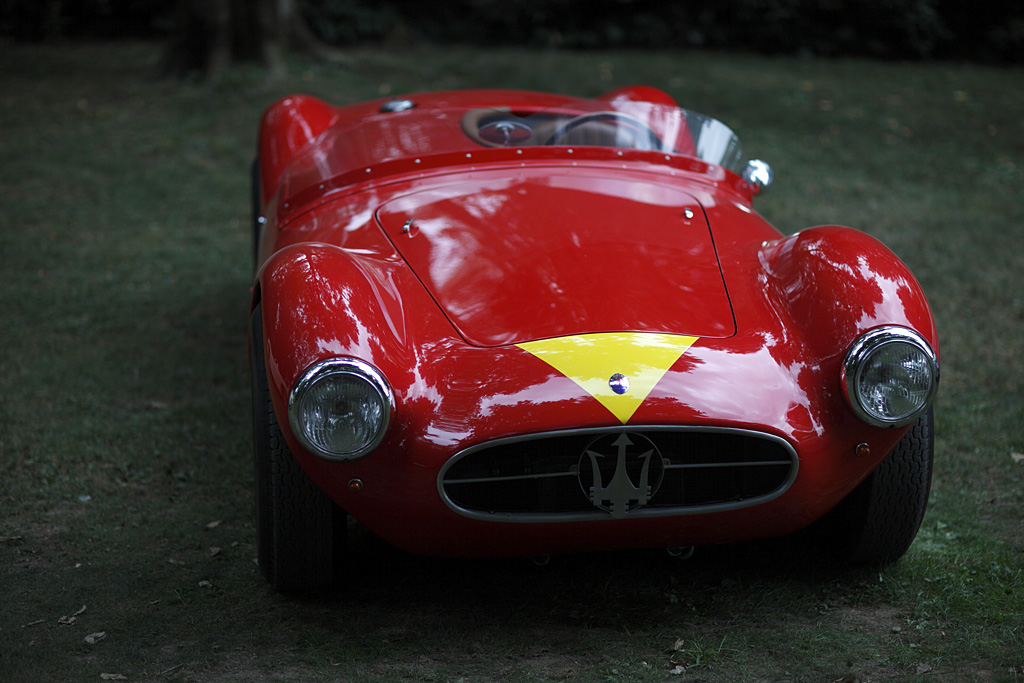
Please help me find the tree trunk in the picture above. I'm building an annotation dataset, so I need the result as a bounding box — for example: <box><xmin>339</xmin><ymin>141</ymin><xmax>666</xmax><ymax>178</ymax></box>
<box><xmin>256</xmin><ymin>0</ymin><xmax>287</xmax><ymax>83</ymax></box>
<box><xmin>158</xmin><ymin>0</ymin><xmax>346</xmax><ymax>82</ymax></box>
<box><xmin>206</xmin><ymin>0</ymin><xmax>232</xmax><ymax>83</ymax></box>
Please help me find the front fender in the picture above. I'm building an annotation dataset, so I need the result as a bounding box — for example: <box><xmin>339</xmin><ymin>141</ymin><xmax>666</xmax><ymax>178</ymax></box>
<box><xmin>254</xmin><ymin>243</ymin><xmax>415</xmax><ymax>413</ymax></box>
<box><xmin>761</xmin><ymin>226</ymin><xmax>939</xmax><ymax>363</ymax></box>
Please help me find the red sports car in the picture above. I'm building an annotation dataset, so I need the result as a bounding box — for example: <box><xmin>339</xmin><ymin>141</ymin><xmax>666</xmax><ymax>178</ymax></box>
<box><xmin>249</xmin><ymin>86</ymin><xmax>939</xmax><ymax>591</ymax></box>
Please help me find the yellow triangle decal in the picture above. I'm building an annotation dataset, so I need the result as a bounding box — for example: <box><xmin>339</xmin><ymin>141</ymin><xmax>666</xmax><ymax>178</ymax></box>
<box><xmin>517</xmin><ymin>333</ymin><xmax>698</xmax><ymax>424</ymax></box>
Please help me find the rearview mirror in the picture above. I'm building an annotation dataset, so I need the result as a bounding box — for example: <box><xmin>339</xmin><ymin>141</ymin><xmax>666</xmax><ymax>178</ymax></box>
<box><xmin>742</xmin><ymin>159</ymin><xmax>774</xmax><ymax>195</ymax></box>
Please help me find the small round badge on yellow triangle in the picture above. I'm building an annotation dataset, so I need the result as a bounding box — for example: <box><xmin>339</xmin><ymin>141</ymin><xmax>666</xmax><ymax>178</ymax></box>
<box><xmin>516</xmin><ymin>333</ymin><xmax>699</xmax><ymax>424</ymax></box>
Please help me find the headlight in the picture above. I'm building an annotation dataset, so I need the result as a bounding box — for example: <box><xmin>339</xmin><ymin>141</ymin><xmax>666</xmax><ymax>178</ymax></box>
<box><xmin>842</xmin><ymin>326</ymin><xmax>938</xmax><ymax>428</ymax></box>
<box><xmin>288</xmin><ymin>358</ymin><xmax>392</xmax><ymax>461</ymax></box>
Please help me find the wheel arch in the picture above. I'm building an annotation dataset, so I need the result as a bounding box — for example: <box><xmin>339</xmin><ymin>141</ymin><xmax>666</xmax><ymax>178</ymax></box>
<box><xmin>254</xmin><ymin>243</ymin><xmax>411</xmax><ymax>410</ymax></box>
<box><xmin>760</xmin><ymin>225</ymin><xmax>940</xmax><ymax>363</ymax></box>
<box><xmin>257</xmin><ymin>95</ymin><xmax>339</xmax><ymax>205</ymax></box>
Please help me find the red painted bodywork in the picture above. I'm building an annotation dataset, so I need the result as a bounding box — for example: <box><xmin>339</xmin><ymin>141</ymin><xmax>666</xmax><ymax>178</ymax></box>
<box><xmin>251</xmin><ymin>88</ymin><xmax>939</xmax><ymax>558</ymax></box>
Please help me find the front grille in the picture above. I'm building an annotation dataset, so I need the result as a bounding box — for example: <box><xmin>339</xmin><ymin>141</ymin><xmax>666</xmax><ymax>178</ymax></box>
<box><xmin>438</xmin><ymin>426</ymin><xmax>797</xmax><ymax>521</ymax></box>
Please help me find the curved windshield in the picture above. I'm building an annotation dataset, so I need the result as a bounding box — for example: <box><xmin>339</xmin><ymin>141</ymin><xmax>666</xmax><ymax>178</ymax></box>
<box><xmin>275</xmin><ymin>99</ymin><xmax>746</xmax><ymax>210</ymax></box>
<box><xmin>462</xmin><ymin>100</ymin><xmax>745</xmax><ymax>172</ymax></box>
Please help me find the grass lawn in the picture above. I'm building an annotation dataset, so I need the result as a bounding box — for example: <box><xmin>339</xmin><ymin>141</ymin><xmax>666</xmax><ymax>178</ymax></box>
<box><xmin>1</xmin><ymin>41</ymin><xmax>1022</xmax><ymax>681</ymax></box>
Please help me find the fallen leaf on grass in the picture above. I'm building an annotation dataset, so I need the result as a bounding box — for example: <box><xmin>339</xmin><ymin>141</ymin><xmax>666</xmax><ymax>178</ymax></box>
<box><xmin>1011</xmin><ymin>452</ymin><xmax>1023</xmax><ymax>464</ymax></box>
<box><xmin>206</xmin><ymin>520</ymin><xmax>222</xmax><ymax>529</ymax></box>
<box><xmin>209</xmin><ymin>547</ymin><xmax>221</xmax><ymax>557</ymax></box>
<box><xmin>60</xmin><ymin>605</ymin><xmax>87</xmax><ymax>625</ymax></box>
<box><xmin>84</xmin><ymin>632</ymin><xmax>106</xmax><ymax>645</ymax></box>
<box><xmin>668</xmin><ymin>665</ymin><xmax>685</xmax><ymax>675</ymax></box>
<box><xmin>917</xmin><ymin>663</ymin><xmax>933</xmax><ymax>674</ymax></box>
<box><xmin>100</xmin><ymin>674</ymin><xmax>127</xmax><ymax>680</ymax></box>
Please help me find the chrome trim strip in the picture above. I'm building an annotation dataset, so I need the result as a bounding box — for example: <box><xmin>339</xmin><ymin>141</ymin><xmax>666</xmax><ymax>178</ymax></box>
<box><xmin>437</xmin><ymin>425</ymin><xmax>799</xmax><ymax>523</ymax></box>
<box><xmin>445</xmin><ymin>471</ymin><xmax>578</xmax><ymax>485</ymax></box>
<box><xmin>663</xmin><ymin>460</ymin><xmax>792</xmax><ymax>470</ymax></box>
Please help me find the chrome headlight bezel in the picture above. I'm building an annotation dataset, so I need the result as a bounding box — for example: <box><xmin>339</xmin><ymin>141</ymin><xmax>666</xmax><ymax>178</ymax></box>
<box><xmin>841</xmin><ymin>326</ymin><xmax>938</xmax><ymax>428</ymax></box>
<box><xmin>287</xmin><ymin>358</ymin><xmax>392</xmax><ymax>461</ymax></box>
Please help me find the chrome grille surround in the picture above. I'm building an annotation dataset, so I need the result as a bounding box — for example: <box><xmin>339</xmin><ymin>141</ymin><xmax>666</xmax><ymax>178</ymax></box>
<box><xmin>438</xmin><ymin>426</ymin><xmax>798</xmax><ymax>522</ymax></box>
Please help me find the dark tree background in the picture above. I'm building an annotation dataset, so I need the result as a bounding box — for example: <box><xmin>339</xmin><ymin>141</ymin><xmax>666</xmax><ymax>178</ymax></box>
<box><xmin>156</xmin><ymin>0</ymin><xmax>347</xmax><ymax>81</ymax></box>
<box><xmin>2</xmin><ymin>0</ymin><xmax>1021</xmax><ymax>68</ymax></box>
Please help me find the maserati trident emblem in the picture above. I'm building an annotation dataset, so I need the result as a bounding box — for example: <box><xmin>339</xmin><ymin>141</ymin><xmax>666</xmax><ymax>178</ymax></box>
<box><xmin>578</xmin><ymin>432</ymin><xmax>664</xmax><ymax>519</ymax></box>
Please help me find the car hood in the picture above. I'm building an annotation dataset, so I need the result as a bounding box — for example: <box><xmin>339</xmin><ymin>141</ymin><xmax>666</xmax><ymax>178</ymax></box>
<box><xmin>376</xmin><ymin>170</ymin><xmax>735</xmax><ymax>347</ymax></box>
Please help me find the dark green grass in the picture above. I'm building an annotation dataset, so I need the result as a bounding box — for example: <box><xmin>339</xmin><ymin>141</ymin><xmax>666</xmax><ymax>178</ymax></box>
<box><xmin>1</xmin><ymin>42</ymin><xmax>1021</xmax><ymax>681</ymax></box>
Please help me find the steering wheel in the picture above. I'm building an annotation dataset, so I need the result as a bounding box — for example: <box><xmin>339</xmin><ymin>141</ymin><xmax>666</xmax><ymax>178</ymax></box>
<box><xmin>546</xmin><ymin>112</ymin><xmax>663</xmax><ymax>150</ymax></box>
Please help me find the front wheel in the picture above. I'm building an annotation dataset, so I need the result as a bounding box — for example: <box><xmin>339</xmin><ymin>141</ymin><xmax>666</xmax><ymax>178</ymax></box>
<box><xmin>826</xmin><ymin>408</ymin><xmax>934</xmax><ymax>567</ymax></box>
<box><xmin>251</xmin><ymin>157</ymin><xmax>263</xmax><ymax>272</ymax></box>
<box><xmin>250</xmin><ymin>302</ymin><xmax>346</xmax><ymax>591</ymax></box>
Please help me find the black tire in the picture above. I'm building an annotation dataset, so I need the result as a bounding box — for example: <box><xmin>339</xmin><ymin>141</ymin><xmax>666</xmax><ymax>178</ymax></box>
<box><xmin>250</xmin><ymin>302</ymin><xmax>346</xmax><ymax>591</ymax></box>
<box><xmin>826</xmin><ymin>408</ymin><xmax>934</xmax><ymax>567</ymax></box>
<box><xmin>251</xmin><ymin>157</ymin><xmax>262</xmax><ymax>272</ymax></box>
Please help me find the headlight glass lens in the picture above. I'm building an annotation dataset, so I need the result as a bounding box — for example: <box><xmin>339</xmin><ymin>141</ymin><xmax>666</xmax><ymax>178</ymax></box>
<box><xmin>288</xmin><ymin>359</ymin><xmax>391</xmax><ymax>460</ymax></box>
<box><xmin>844</xmin><ymin>327</ymin><xmax>937</xmax><ymax>428</ymax></box>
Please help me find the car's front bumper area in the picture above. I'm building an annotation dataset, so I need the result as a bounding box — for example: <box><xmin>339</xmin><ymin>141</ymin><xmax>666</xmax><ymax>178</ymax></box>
<box><xmin>283</xmin><ymin>399</ymin><xmax>908</xmax><ymax>558</ymax></box>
